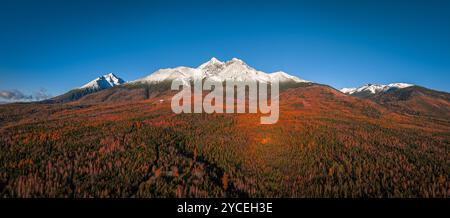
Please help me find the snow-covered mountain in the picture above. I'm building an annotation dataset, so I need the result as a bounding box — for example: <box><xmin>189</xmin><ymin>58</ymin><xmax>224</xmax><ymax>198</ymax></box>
<box><xmin>81</xmin><ymin>73</ymin><xmax>126</xmax><ymax>90</ymax></box>
<box><xmin>340</xmin><ymin>83</ymin><xmax>413</xmax><ymax>96</ymax></box>
<box><xmin>53</xmin><ymin>58</ymin><xmax>309</xmax><ymax>103</ymax></box>
<box><xmin>133</xmin><ymin>57</ymin><xmax>310</xmax><ymax>85</ymax></box>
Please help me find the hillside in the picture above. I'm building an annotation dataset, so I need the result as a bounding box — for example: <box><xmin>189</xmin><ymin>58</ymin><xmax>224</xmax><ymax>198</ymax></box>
<box><xmin>370</xmin><ymin>86</ymin><xmax>450</xmax><ymax>119</ymax></box>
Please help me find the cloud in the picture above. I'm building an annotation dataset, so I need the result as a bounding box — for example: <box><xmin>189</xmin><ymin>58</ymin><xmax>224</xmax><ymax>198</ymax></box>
<box><xmin>0</xmin><ymin>88</ymin><xmax>52</xmax><ymax>102</ymax></box>
<box><xmin>33</xmin><ymin>88</ymin><xmax>52</xmax><ymax>100</ymax></box>
<box><xmin>0</xmin><ymin>89</ymin><xmax>32</xmax><ymax>100</ymax></box>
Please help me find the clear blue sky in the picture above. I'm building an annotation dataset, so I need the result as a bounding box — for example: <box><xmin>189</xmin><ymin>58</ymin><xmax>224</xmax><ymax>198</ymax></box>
<box><xmin>1</xmin><ymin>0</ymin><xmax>449</xmax><ymax>98</ymax></box>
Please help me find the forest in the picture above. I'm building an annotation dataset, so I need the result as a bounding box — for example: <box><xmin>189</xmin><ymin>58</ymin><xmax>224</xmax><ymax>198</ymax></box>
<box><xmin>0</xmin><ymin>85</ymin><xmax>448</xmax><ymax>197</ymax></box>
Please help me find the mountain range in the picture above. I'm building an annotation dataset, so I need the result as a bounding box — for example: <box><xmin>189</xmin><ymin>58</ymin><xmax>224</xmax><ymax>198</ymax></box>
<box><xmin>49</xmin><ymin>58</ymin><xmax>449</xmax><ymax>118</ymax></box>
<box><xmin>52</xmin><ymin>57</ymin><xmax>434</xmax><ymax>103</ymax></box>
<box><xmin>51</xmin><ymin>58</ymin><xmax>311</xmax><ymax>103</ymax></box>
<box><xmin>81</xmin><ymin>57</ymin><xmax>309</xmax><ymax>89</ymax></box>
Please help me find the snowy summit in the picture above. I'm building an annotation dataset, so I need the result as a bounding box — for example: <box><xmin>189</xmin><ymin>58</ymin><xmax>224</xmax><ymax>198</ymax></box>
<box><xmin>81</xmin><ymin>73</ymin><xmax>126</xmax><ymax>90</ymax></box>
<box><xmin>133</xmin><ymin>57</ymin><xmax>310</xmax><ymax>85</ymax></box>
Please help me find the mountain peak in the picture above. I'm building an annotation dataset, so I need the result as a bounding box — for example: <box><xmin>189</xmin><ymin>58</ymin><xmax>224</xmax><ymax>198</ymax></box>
<box><xmin>105</xmin><ymin>72</ymin><xmax>117</xmax><ymax>78</ymax></box>
<box><xmin>198</xmin><ymin>57</ymin><xmax>225</xmax><ymax>69</ymax></box>
<box><xmin>210</xmin><ymin>57</ymin><xmax>221</xmax><ymax>63</ymax></box>
<box><xmin>81</xmin><ymin>73</ymin><xmax>125</xmax><ymax>90</ymax></box>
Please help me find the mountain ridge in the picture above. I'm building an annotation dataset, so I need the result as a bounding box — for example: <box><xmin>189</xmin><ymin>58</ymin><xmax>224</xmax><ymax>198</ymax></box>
<box><xmin>132</xmin><ymin>57</ymin><xmax>310</xmax><ymax>85</ymax></box>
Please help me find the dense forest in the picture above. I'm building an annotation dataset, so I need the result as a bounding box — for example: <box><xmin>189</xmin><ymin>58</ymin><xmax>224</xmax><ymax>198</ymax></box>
<box><xmin>0</xmin><ymin>85</ymin><xmax>448</xmax><ymax>197</ymax></box>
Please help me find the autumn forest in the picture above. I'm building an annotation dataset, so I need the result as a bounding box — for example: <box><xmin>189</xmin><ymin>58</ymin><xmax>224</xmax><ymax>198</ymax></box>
<box><xmin>0</xmin><ymin>83</ymin><xmax>449</xmax><ymax>197</ymax></box>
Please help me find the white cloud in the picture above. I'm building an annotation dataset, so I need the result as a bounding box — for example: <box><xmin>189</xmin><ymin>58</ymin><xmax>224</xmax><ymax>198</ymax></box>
<box><xmin>0</xmin><ymin>88</ymin><xmax>52</xmax><ymax>102</ymax></box>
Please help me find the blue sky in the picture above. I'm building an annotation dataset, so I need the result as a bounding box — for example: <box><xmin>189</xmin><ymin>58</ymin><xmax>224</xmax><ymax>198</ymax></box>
<box><xmin>1</xmin><ymin>0</ymin><xmax>449</xmax><ymax>99</ymax></box>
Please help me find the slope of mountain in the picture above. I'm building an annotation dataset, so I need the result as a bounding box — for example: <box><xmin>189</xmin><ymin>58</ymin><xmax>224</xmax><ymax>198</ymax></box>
<box><xmin>48</xmin><ymin>73</ymin><xmax>126</xmax><ymax>103</ymax></box>
<box><xmin>370</xmin><ymin>85</ymin><xmax>450</xmax><ymax>118</ymax></box>
<box><xmin>269</xmin><ymin>71</ymin><xmax>308</xmax><ymax>83</ymax></box>
<box><xmin>341</xmin><ymin>83</ymin><xmax>413</xmax><ymax>97</ymax></box>
<box><xmin>339</xmin><ymin>82</ymin><xmax>450</xmax><ymax>118</ymax></box>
